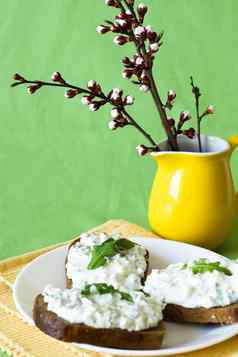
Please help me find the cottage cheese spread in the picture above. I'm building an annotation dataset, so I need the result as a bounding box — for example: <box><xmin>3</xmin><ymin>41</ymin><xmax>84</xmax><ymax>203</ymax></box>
<box><xmin>66</xmin><ymin>232</ymin><xmax>147</xmax><ymax>292</ymax></box>
<box><xmin>144</xmin><ymin>258</ymin><xmax>238</xmax><ymax>309</ymax></box>
<box><xmin>43</xmin><ymin>285</ymin><xmax>163</xmax><ymax>331</ymax></box>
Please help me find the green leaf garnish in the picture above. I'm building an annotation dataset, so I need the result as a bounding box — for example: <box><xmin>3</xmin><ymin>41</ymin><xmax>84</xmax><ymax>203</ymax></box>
<box><xmin>183</xmin><ymin>258</ymin><xmax>232</xmax><ymax>276</ymax></box>
<box><xmin>87</xmin><ymin>237</ymin><xmax>135</xmax><ymax>270</ymax></box>
<box><xmin>81</xmin><ymin>283</ymin><xmax>133</xmax><ymax>303</ymax></box>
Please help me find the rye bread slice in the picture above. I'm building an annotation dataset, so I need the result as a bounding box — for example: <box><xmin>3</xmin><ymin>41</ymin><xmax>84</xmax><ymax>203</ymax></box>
<box><xmin>65</xmin><ymin>236</ymin><xmax>149</xmax><ymax>289</ymax></box>
<box><xmin>164</xmin><ymin>303</ymin><xmax>238</xmax><ymax>325</ymax></box>
<box><xmin>33</xmin><ymin>294</ymin><xmax>165</xmax><ymax>349</ymax></box>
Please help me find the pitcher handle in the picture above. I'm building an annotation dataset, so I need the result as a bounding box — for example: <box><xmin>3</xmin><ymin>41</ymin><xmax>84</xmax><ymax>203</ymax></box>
<box><xmin>228</xmin><ymin>135</ymin><xmax>238</xmax><ymax>211</ymax></box>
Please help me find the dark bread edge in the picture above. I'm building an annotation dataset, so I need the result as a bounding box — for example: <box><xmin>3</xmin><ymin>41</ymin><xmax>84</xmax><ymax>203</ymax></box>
<box><xmin>33</xmin><ymin>294</ymin><xmax>165</xmax><ymax>349</ymax></box>
<box><xmin>164</xmin><ymin>302</ymin><xmax>238</xmax><ymax>325</ymax></box>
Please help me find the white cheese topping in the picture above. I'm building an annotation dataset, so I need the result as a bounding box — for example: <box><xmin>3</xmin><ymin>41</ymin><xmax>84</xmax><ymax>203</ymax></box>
<box><xmin>144</xmin><ymin>258</ymin><xmax>238</xmax><ymax>309</ymax></box>
<box><xmin>66</xmin><ymin>232</ymin><xmax>147</xmax><ymax>292</ymax></box>
<box><xmin>43</xmin><ymin>285</ymin><xmax>163</xmax><ymax>331</ymax></box>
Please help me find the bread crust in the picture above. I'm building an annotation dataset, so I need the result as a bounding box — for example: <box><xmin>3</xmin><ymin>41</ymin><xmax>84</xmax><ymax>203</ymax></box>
<box><xmin>33</xmin><ymin>294</ymin><xmax>165</xmax><ymax>349</ymax></box>
<box><xmin>65</xmin><ymin>236</ymin><xmax>149</xmax><ymax>289</ymax></box>
<box><xmin>164</xmin><ymin>303</ymin><xmax>238</xmax><ymax>325</ymax></box>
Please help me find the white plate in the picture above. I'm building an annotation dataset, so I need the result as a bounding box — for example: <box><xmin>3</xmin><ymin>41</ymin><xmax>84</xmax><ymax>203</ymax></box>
<box><xmin>13</xmin><ymin>237</ymin><xmax>238</xmax><ymax>356</ymax></box>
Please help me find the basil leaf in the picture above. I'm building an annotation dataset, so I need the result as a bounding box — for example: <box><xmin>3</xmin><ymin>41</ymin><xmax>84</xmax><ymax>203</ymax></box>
<box><xmin>189</xmin><ymin>259</ymin><xmax>232</xmax><ymax>276</ymax></box>
<box><xmin>87</xmin><ymin>237</ymin><xmax>135</xmax><ymax>270</ymax></box>
<box><xmin>81</xmin><ymin>283</ymin><xmax>133</xmax><ymax>303</ymax></box>
<box><xmin>114</xmin><ymin>238</ymin><xmax>135</xmax><ymax>251</ymax></box>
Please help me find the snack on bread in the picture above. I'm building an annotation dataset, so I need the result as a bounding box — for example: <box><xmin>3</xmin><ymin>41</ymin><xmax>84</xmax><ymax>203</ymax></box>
<box><xmin>65</xmin><ymin>232</ymin><xmax>149</xmax><ymax>291</ymax></box>
<box><xmin>33</xmin><ymin>285</ymin><xmax>165</xmax><ymax>349</ymax></box>
<box><xmin>144</xmin><ymin>258</ymin><xmax>238</xmax><ymax>324</ymax></box>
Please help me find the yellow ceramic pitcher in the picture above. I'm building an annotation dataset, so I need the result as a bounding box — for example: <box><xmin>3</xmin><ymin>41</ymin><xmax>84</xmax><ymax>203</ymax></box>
<box><xmin>148</xmin><ymin>135</ymin><xmax>238</xmax><ymax>250</ymax></box>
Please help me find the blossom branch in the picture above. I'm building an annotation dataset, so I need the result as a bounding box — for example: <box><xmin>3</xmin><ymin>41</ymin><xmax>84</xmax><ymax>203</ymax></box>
<box><xmin>11</xmin><ymin>72</ymin><xmax>159</xmax><ymax>150</ymax></box>
<box><xmin>190</xmin><ymin>77</ymin><xmax>214</xmax><ymax>152</ymax></box>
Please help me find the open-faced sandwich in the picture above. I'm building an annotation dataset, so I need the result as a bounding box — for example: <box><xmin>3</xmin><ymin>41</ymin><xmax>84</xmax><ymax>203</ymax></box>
<box><xmin>65</xmin><ymin>232</ymin><xmax>149</xmax><ymax>291</ymax></box>
<box><xmin>33</xmin><ymin>283</ymin><xmax>165</xmax><ymax>349</ymax></box>
<box><xmin>144</xmin><ymin>258</ymin><xmax>238</xmax><ymax>324</ymax></box>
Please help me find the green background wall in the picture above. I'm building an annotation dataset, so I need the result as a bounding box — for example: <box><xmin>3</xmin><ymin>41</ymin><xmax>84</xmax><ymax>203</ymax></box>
<box><xmin>0</xmin><ymin>1</ymin><xmax>238</xmax><ymax>354</ymax></box>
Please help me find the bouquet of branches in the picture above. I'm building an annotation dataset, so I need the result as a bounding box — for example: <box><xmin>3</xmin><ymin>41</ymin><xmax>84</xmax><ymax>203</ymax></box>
<box><xmin>11</xmin><ymin>0</ymin><xmax>214</xmax><ymax>155</ymax></box>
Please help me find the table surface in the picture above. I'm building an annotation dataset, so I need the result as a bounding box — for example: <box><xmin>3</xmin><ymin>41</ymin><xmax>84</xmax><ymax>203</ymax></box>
<box><xmin>1</xmin><ymin>0</ymin><xmax>238</xmax><ymax>356</ymax></box>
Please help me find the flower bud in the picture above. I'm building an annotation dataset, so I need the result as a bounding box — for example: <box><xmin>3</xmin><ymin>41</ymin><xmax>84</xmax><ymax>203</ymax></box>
<box><xmin>13</xmin><ymin>73</ymin><xmax>25</xmax><ymax>82</ymax></box>
<box><xmin>87</xmin><ymin>80</ymin><xmax>97</xmax><ymax>90</ymax></box>
<box><xmin>136</xmin><ymin>144</ymin><xmax>149</xmax><ymax>156</ymax></box>
<box><xmin>180</xmin><ymin>111</ymin><xmax>191</xmax><ymax>122</ymax></box>
<box><xmin>167</xmin><ymin>90</ymin><xmax>176</xmax><ymax>103</ymax></box>
<box><xmin>51</xmin><ymin>71</ymin><xmax>64</xmax><ymax>82</ymax></box>
<box><xmin>139</xmin><ymin>84</ymin><xmax>149</xmax><ymax>92</ymax></box>
<box><xmin>122</xmin><ymin>56</ymin><xmax>131</xmax><ymax>66</ymax></box>
<box><xmin>183</xmin><ymin>128</ymin><xmax>196</xmax><ymax>139</ymax></box>
<box><xmin>124</xmin><ymin>95</ymin><xmax>134</xmax><ymax>105</ymax></box>
<box><xmin>110</xmin><ymin>88</ymin><xmax>123</xmax><ymax>102</ymax></box>
<box><xmin>206</xmin><ymin>105</ymin><xmax>214</xmax><ymax>114</ymax></box>
<box><xmin>122</xmin><ymin>69</ymin><xmax>134</xmax><ymax>79</ymax></box>
<box><xmin>146</xmin><ymin>26</ymin><xmax>157</xmax><ymax>42</ymax></box>
<box><xmin>115</xmin><ymin>19</ymin><xmax>128</xmax><ymax>30</ymax></box>
<box><xmin>81</xmin><ymin>95</ymin><xmax>93</xmax><ymax>105</ymax></box>
<box><xmin>64</xmin><ymin>89</ymin><xmax>78</xmax><ymax>98</ymax></box>
<box><xmin>96</xmin><ymin>25</ymin><xmax>110</xmax><ymax>34</ymax></box>
<box><xmin>111</xmin><ymin>108</ymin><xmax>121</xmax><ymax>119</ymax></box>
<box><xmin>167</xmin><ymin>118</ymin><xmax>175</xmax><ymax>127</ymax></box>
<box><xmin>137</xmin><ymin>3</ymin><xmax>148</xmax><ymax>20</ymax></box>
<box><xmin>27</xmin><ymin>84</ymin><xmax>41</xmax><ymax>94</ymax></box>
<box><xmin>134</xmin><ymin>26</ymin><xmax>146</xmax><ymax>39</ymax></box>
<box><xmin>108</xmin><ymin>119</ymin><xmax>120</xmax><ymax>130</ymax></box>
<box><xmin>105</xmin><ymin>0</ymin><xmax>119</xmax><ymax>7</ymax></box>
<box><xmin>89</xmin><ymin>102</ymin><xmax>100</xmax><ymax>112</ymax></box>
<box><xmin>135</xmin><ymin>56</ymin><xmax>144</xmax><ymax>66</ymax></box>
<box><xmin>150</xmin><ymin>42</ymin><xmax>159</xmax><ymax>52</ymax></box>
<box><xmin>113</xmin><ymin>35</ymin><xmax>129</xmax><ymax>46</ymax></box>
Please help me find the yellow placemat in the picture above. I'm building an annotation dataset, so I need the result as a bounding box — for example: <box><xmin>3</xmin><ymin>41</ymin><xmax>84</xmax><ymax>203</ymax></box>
<box><xmin>0</xmin><ymin>219</ymin><xmax>237</xmax><ymax>357</ymax></box>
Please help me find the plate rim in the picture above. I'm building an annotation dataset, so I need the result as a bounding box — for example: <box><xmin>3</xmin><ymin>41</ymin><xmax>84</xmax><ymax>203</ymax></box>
<box><xmin>13</xmin><ymin>236</ymin><xmax>238</xmax><ymax>356</ymax></box>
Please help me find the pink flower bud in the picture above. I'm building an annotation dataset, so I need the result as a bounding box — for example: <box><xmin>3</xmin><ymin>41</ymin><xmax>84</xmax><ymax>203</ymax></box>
<box><xmin>122</xmin><ymin>69</ymin><xmax>134</xmax><ymax>79</ymax></box>
<box><xmin>140</xmin><ymin>70</ymin><xmax>148</xmax><ymax>80</ymax></box>
<box><xmin>134</xmin><ymin>26</ymin><xmax>146</xmax><ymax>39</ymax></box>
<box><xmin>206</xmin><ymin>105</ymin><xmax>214</xmax><ymax>114</ymax></box>
<box><xmin>51</xmin><ymin>71</ymin><xmax>63</xmax><ymax>82</ymax></box>
<box><xmin>81</xmin><ymin>96</ymin><xmax>92</xmax><ymax>105</ymax></box>
<box><xmin>136</xmin><ymin>144</ymin><xmax>149</xmax><ymax>156</ymax></box>
<box><xmin>150</xmin><ymin>42</ymin><xmax>159</xmax><ymax>52</ymax></box>
<box><xmin>137</xmin><ymin>3</ymin><xmax>148</xmax><ymax>18</ymax></box>
<box><xmin>167</xmin><ymin>90</ymin><xmax>176</xmax><ymax>103</ymax></box>
<box><xmin>108</xmin><ymin>120</ymin><xmax>119</xmax><ymax>130</ymax></box>
<box><xmin>146</xmin><ymin>26</ymin><xmax>157</xmax><ymax>42</ymax></box>
<box><xmin>113</xmin><ymin>35</ymin><xmax>129</xmax><ymax>46</ymax></box>
<box><xmin>122</xmin><ymin>56</ymin><xmax>131</xmax><ymax>66</ymax></box>
<box><xmin>124</xmin><ymin>95</ymin><xmax>134</xmax><ymax>105</ymax></box>
<box><xmin>96</xmin><ymin>25</ymin><xmax>110</xmax><ymax>34</ymax></box>
<box><xmin>13</xmin><ymin>73</ymin><xmax>25</xmax><ymax>81</ymax></box>
<box><xmin>110</xmin><ymin>88</ymin><xmax>123</xmax><ymax>102</ymax></box>
<box><xmin>183</xmin><ymin>128</ymin><xmax>196</xmax><ymax>139</ymax></box>
<box><xmin>135</xmin><ymin>56</ymin><xmax>144</xmax><ymax>66</ymax></box>
<box><xmin>87</xmin><ymin>80</ymin><xmax>96</xmax><ymax>90</ymax></box>
<box><xmin>27</xmin><ymin>84</ymin><xmax>41</xmax><ymax>94</ymax></box>
<box><xmin>64</xmin><ymin>89</ymin><xmax>78</xmax><ymax>98</ymax></box>
<box><xmin>89</xmin><ymin>102</ymin><xmax>99</xmax><ymax>112</ymax></box>
<box><xmin>180</xmin><ymin>111</ymin><xmax>191</xmax><ymax>122</ymax></box>
<box><xmin>167</xmin><ymin>118</ymin><xmax>175</xmax><ymax>127</ymax></box>
<box><xmin>105</xmin><ymin>0</ymin><xmax>119</xmax><ymax>7</ymax></box>
<box><xmin>111</xmin><ymin>108</ymin><xmax>121</xmax><ymax>119</ymax></box>
<box><xmin>115</xmin><ymin>19</ymin><xmax>128</xmax><ymax>30</ymax></box>
<box><xmin>140</xmin><ymin>84</ymin><xmax>149</xmax><ymax>92</ymax></box>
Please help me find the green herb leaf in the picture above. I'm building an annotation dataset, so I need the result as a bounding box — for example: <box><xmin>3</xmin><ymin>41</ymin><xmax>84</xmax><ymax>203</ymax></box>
<box><xmin>81</xmin><ymin>283</ymin><xmax>133</xmax><ymax>302</ymax></box>
<box><xmin>187</xmin><ymin>259</ymin><xmax>232</xmax><ymax>276</ymax></box>
<box><xmin>87</xmin><ymin>237</ymin><xmax>135</xmax><ymax>270</ymax></box>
